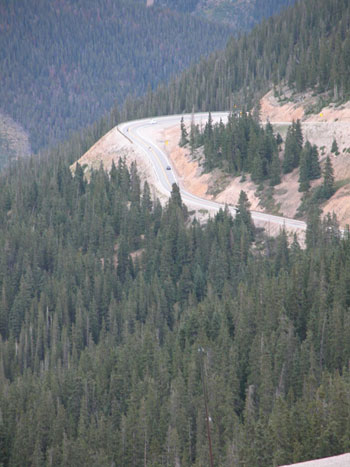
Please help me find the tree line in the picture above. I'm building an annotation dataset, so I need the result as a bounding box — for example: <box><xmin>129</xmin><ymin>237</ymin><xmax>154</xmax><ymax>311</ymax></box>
<box><xmin>180</xmin><ymin>113</ymin><xmax>335</xmax><ymax>203</ymax></box>
<box><xmin>0</xmin><ymin>127</ymin><xmax>348</xmax><ymax>465</ymax></box>
<box><xmin>0</xmin><ymin>0</ymin><xmax>231</xmax><ymax>154</ymax></box>
<box><xmin>155</xmin><ymin>0</ymin><xmax>295</xmax><ymax>30</ymax></box>
<box><xmin>121</xmin><ymin>0</ymin><xmax>350</xmax><ymax>122</ymax></box>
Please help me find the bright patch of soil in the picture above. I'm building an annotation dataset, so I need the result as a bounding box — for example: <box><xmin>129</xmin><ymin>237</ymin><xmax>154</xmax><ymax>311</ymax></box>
<box><xmin>260</xmin><ymin>89</ymin><xmax>350</xmax><ymax>227</ymax></box>
<box><xmin>71</xmin><ymin>125</ymin><xmax>168</xmax><ymax>204</ymax></box>
<box><xmin>163</xmin><ymin>123</ymin><xmax>262</xmax><ymax>211</ymax></box>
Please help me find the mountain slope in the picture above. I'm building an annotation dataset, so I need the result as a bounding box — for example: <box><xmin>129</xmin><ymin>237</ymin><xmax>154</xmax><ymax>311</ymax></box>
<box><xmin>0</xmin><ymin>0</ymin><xmax>231</xmax><ymax>153</ymax></box>
<box><xmin>0</xmin><ymin>118</ymin><xmax>350</xmax><ymax>465</ymax></box>
<box><xmin>157</xmin><ymin>0</ymin><xmax>296</xmax><ymax>29</ymax></box>
<box><xmin>127</xmin><ymin>0</ymin><xmax>350</xmax><ymax>120</ymax></box>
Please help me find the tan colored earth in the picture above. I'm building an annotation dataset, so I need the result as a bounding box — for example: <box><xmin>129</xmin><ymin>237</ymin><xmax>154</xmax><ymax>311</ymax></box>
<box><xmin>72</xmin><ymin>125</ymin><xmax>168</xmax><ymax>204</ymax></box>
<box><xmin>260</xmin><ymin>90</ymin><xmax>350</xmax><ymax>226</ymax></box>
<box><xmin>161</xmin><ymin>90</ymin><xmax>350</xmax><ymax>227</ymax></box>
<box><xmin>75</xmin><ymin>88</ymin><xmax>350</xmax><ymax>229</ymax></box>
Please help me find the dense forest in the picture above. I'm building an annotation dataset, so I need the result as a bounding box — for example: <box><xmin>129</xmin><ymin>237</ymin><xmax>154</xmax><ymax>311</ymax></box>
<box><xmin>181</xmin><ymin>112</ymin><xmax>337</xmax><ymax>220</ymax></box>
<box><xmin>0</xmin><ymin>0</ymin><xmax>231</xmax><ymax>153</ymax></box>
<box><xmin>0</xmin><ymin>121</ymin><xmax>349</xmax><ymax>465</ymax></box>
<box><xmin>181</xmin><ymin>111</ymin><xmax>283</xmax><ymax>185</ymax></box>
<box><xmin>1</xmin><ymin>0</ymin><xmax>350</xmax><ymax>465</ymax></box>
<box><xmin>181</xmin><ymin>112</ymin><xmax>337</xmax><ymax>200</ymax></box>
<box><xmin>123</xmin><ymin>0</ymin><xmax>350</xmax><ymax>121</ymax></box>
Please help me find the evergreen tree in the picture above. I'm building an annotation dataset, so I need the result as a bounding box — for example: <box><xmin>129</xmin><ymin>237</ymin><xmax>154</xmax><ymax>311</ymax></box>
<box><xmin>331</xmin><ymin>139</ymin><xmax>339</xmax><ymax>156</ymax></box>
<box><xmin>322</xmin><ymin>156</ymin><xmax>335</xmax><ymax>199</ymax></box>
<box><xmin>234</xmin><ymin>190</ymin><xmax>255</xmax><ymax>241</ymax></box>
<box><xmin>283</xmin><ymin>121</ymin><xmax>302</xmax><ymax>174</ymax></box>
<box><xmin>306</xmin><ymin>203</ymin><xmax>322</xmax><ymax>249</ymax></box>
<box><xmin>270</xmin><ymin>152</ymin><xmax>281</xmax><ymax>186</ymax></box>
<box><xmin>299</xmin><ymin>146</ymin><xmax>310</xmax><ymax>192</ymax></box>
<box><xmin>309</xmin><ymin>144</ymin><xmax>321</xmax><ymax>180</ymax></box>
<box><xmin>179</xmin><ymin>117</ymin><xmax>189</xmax><ymax>147</ymax></box>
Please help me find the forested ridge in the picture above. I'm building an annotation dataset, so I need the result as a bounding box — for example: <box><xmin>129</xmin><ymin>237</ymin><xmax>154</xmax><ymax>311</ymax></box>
<box><xmin>121</xmin><ymin>0</ymin><xmax>350</xmax><ymax>121</ymax></box>
<box><xmin>0</xmin><ymin>125</ymin><xmax>349</xmax><ymax>465</ymax></box>
<box><xmin>182</xmin><ymin>112</ymin><xmax>337</xmax><ymax>203</ymax></box>
<box><xmin>0</xmin><ymin>0</ymin><xmax>231</xmax><ymax>153</ymax></box>
<box><xmin>1</xmin><ymin>0</ymin><xmax>350</xmax><ymax>465</ymax></box>
<box><xmin>155</xmin><ymin>0</ymin><xmax>296</xmax><ymax>30</ymax></box>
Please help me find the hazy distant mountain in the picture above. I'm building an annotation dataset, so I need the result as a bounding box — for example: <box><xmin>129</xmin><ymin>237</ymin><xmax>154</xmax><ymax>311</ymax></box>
<box><xmin>132</xmin><ymin>0</ymin><xmax>350</xmax><ymax>122</ymax></box>
<box><xmin>0</xmin><ymin>0</ymin><xmax>231</xmax><ymax>153</ymax></box>
<box><xmin>156</xmin><ymin>0</ymin><xmax>296</xmax><ymax>29</ymax></box>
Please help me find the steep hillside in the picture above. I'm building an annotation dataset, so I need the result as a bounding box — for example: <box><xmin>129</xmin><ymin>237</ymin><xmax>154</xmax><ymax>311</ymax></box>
<box><xmin>153</xmin><ymin>94</ymin><xmax>350</xmax><ymax>228</ymax></box>
<box><xmin>128</xmin><ymin>0</ymin><xmax>350</xmax><ymax>121</ymax></box>
<box><xmin>2</xmin><ymin>1</ymin><xmax>350</xmax><ymax>463</ymax></box>
<box><xmin>0</xmin><ymin>0</ymin><xmax>231</xmax><ymax>153</ymax></box>
<box><xmin>1</xmin><ymin>108</ymin><xmax>350</xmax><ymax>465</ymax></box>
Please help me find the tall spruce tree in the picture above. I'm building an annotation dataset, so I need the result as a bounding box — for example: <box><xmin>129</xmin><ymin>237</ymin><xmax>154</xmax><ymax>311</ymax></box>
<box><xmin>234</xmin><ymin>190</ymin><xmax>255</xmax><ymax>241</ymax></box>
<box><xmin>179</xmin><ymin>117</ymin><xmax>189</xmax><ymax>147</ymax></box>
<box><xmin>322</xmin><ymin>156</ymin><xmax>335</xmax><ymax>199</ymax></box>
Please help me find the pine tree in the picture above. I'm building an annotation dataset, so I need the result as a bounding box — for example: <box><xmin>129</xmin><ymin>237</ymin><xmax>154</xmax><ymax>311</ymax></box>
<box><xmin>251</xmin><ymin>153</ymin><xmax>264</xmax><ymax>183</ymax></box>
<box><xmin>298</xmin><ymin>147</ymin><xmax>310</xmax><ymax>192</ymax></box>
<box><xmin>309</xmin><ymin>144</ymin><xmax>321</xmax><ymax>179</ymax></box>
<box><xmin>189</xmin><ymin>122</ymin><xmax>196</xmax><ymax>156</ymax></box>
<box><xmin>331</xmin><ymin>138</ymin><xmax>339</xmax><ymax>156</ymax></box>
<box><xmin>268</xmin><ymin>151</ymin><xmax>280</xmax><ymax>186</ymax></box>
<box><xmin>322</xmin><ymin>156</ymin><xmax>335</xmax><ymax>199</ymax></box>
<box><xmin>282</xmin><ymin>124</ymin><xmax>297</xmax><ymax>174</ymax></box>
<box><xmin>179</xmin><ymin>117</ymin><xmax>189</xmax><ymax>147</ymax></box>
<box><xmin>169</xmin><ymin>183</ymin><xmax>183</xmax><ymax>210</ymax></box>
<box><xmin>294</xmin><ymin>120</ymin><xmax>304</xmax><ymax>163</ymax></box>
<box><xmin>306</xmin><ymin>203</ymin><xmax>322</xmax><ymax>249</ymax></box>
<box><xmin>283</xmin><ymin>121</ymin><xmax>303</xmax><ymax>173</ymax></box>
<box><xmin>234</xmin><ymin>190</ymin><xmax>255</xmax><ymax>241</ymax></box>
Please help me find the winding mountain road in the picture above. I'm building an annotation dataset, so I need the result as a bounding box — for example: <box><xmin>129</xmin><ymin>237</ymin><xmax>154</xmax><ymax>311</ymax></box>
<box><xmin>118</xmin><ymin>113</ymin><xmax>307</xmax><ymax>232</ymax></box>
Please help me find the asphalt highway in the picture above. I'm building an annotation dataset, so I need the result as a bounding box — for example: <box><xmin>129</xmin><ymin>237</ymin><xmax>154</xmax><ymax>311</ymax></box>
<box><xmin>118</xmin><ymin>113</ymin><xmax>307</xmax><ymax>232</ymax></box>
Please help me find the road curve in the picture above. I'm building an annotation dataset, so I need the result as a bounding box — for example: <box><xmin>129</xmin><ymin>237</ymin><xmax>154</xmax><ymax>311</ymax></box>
<box><xmin>118</xmin><ymin>113</ymin><xmax>306</xmax><ymax>232</ymax></box>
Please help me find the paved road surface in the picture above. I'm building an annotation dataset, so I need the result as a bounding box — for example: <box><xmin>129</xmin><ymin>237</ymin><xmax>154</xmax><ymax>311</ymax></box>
<box><xmin>118</xmin><ymin>113</ymin><xmax>306</xmax><ymax>232</ymax></box>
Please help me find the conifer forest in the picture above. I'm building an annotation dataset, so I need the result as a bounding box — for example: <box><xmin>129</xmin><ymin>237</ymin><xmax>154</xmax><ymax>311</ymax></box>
<box><xmin>1</xmin><ymin>0</ymin><xmax>350</xmax><ymax>466</ymax></box>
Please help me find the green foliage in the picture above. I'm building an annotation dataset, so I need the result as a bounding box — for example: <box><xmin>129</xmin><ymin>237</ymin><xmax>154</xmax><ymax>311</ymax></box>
<box><xmin>179</xmin><ymin>117</ymin><xmax>189</xmax><ymax>147</ymax></box>
<box><xmin>298</xmin><ymin>141</ymin><xmax>321</xmax><ymax>192</ymax></box>
<box><xmin>322</xmin><ymin>156</ymin><xmax>335</xmax><ymax>199</ymax></box>
<box><xmin>157</xmin><ymin>0</ymin><xmax>296</xmax><ymax>30</ymax></box>
<box><xmin>190</xmin><ymin>111</ymin><xmax>281</xmax><ymax>184</ymax></box>
<box><xmin>331</xmin><ymin>138</ymin><xmax>340</xmax><ymax>156</ymax></box>
<box><xmin>0</xmin><ymin>136</ymin><xmax>349</xmax><ymax>465</ymax></box>
<box><xmin>282</xmin><ymin>120</ymin><xmax>303</xmax><ymax>174</ymax></box>
<box><xmin>132</xmin><ymin>0</ymin><xmax>350</xmax><ymax>125</ymax></box>
<box><xmin>1</xmin><ymin>0</ymin><xmax>350</xmax><ymax>453</ymax></box>
<box><xmin>0</xmin><ymin>0</ymin><xmax>231</xmax><ymax>152</ymax></box>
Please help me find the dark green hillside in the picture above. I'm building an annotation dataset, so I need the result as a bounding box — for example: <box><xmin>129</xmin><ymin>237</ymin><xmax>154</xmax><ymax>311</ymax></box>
<box><xmin>128</xmin><ymin>0</ymin><xmax>350</xmax><ymax>120</ymax></box>
<box><xmin>0</xmin><ymin>123</ymin><xmax>349</xmax><ymax>465</ymax></box>
<box><xmin>1</xmin><ymin>0</ymin><xmax>350</xmax><ymax>464</ymax></box>
<box><xmin>0</xmin><ymin>0</ymin><xmax>231</xmax><ymax>153</ymax></box>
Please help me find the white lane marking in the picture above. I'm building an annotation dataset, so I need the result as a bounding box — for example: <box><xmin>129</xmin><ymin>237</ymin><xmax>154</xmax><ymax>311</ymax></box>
<box><xmin>119</xmin><ymin>115</ymin><xmax>307</xmax><ymax>231</ymax></box>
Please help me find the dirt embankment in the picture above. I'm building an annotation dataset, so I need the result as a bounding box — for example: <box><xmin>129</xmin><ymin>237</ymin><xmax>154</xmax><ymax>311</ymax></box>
<box><xmin>72</xmin><ymin>125</ymin><xmax>168</xmax><ymax>203</ymax></box>
<box><xmin>260</xmin><ymin>90</ymin><xmax>350</xmax><ymax>226</ymax></box>
<box><xmin>163</xmin><ymin>90</ymin><xmax>350</xmax><ymax>227</ymax></box>
<box><xmin>163</xmin><ymin>124</ymin><xmax>262</xmax><ymax>212</ymax></box>
<box><xmin>75</xmin><ymin>89</ymin><xmax>350</xmax><ymax>229</ymax></box>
